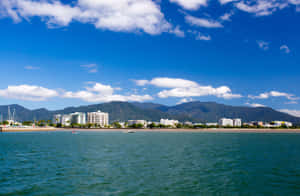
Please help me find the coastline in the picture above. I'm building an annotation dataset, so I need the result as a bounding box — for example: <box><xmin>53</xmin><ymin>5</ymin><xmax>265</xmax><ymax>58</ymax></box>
<box><xmin>2</xmin><ymin>127</ymin><xmax>300</xmax><ymax>133</ymax></box>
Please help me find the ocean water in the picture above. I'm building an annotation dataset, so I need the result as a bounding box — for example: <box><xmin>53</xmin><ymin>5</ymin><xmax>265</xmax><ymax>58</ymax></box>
<box><xmin>1</xmin><ymin>131</ymin><xmax>300</xmax><ymax>195</ymax></box>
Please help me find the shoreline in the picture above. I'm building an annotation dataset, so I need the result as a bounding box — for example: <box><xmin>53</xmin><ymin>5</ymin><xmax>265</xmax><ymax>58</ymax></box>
<box><xmin>2</xmin><ymin>127</ymin><xmax>300</xmax><ymax>133</ymax></box>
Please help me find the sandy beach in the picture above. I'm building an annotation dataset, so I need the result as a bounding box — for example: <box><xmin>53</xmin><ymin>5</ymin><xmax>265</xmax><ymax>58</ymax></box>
<box><xmin>2</xmin><ymin>127</ymin><xmax>300</xmax><ymax>133</ymax></box>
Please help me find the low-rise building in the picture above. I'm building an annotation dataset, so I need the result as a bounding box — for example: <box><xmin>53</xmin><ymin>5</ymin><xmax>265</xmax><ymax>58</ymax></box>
<box><xmin>128</xmin><ymin>120</ymin><xmax>147</xmax><ymax>127</ymax></box>
<box><xmin>272</xmin><ymin>121</ymin><xmax>293</xmax><ymax>127</ymax></box>
<box><xmin>184</xmin><ymin>121</ymin><xmax>193</xmax><ymax>126</ymax></box>
<box><xmin>219</xmin><ymin>118</ymin><xmax>234</xmax><ymax>127</ymax></box>
<box><xmin>160</xmin><ymin>119</ymin><xmax>179</xmax><ymax>127</ymax></box>
<box><xmin>205</xmin><ymin>122</ymin><xmax>218</xmax><ymax>126</ymax></box>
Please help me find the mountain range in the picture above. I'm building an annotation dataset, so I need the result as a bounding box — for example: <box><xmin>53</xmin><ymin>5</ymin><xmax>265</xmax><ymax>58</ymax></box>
<box><xmin>0</xmin><ymin>101</ymin><xmax>299</xmax><ymax>124</ymax></box>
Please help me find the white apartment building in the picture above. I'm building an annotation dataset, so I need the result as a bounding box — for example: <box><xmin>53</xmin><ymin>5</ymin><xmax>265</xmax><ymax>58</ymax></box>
<box><xmin>53</xmin><ymin>114</ymin><xmax>62</xmax><ymax>124</ymax></box>
<box><xmin>87</xmin><ymin>111</ymin><xmax>109</xmax><ymax>127</ymax></box>
<box><xmin>160</xmin><ymin>119</ymin><xmax>179</xmax><ymax>127</ymax></box>
<box><xmin>62</xmin><ymin>114</ymin><xmax>71</xmax><ymax>126</ymax></box>
<box><xmin>128</xmin><ymin>120</ymin><xmax>147</xmax><ymax>127</ymax></box>
<box><xmin>70</xmin><ymin>112</ymin><xmax>86</xmax><ymax>125</ymax></box>
<box><xmin>206</xmin><ymin>122</ymin><xmax>218</xmax><ymax>126</ymax></box>
<box><xmin>273</xmin><ymin>121</ymin><xmax>293</xmax><ymax>127</ymax></box>
<box><xmin>219</xmin><ymin>118</ymin><xmax>234</xmax><ymax>127</ymax></box>
<box><xmin>233</xmin><ymin>118</ymin><xmax>242</xmax><ymax>127</ymax></box>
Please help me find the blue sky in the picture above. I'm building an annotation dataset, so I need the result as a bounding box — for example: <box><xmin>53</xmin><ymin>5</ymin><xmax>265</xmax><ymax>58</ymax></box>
<box><xmin>0</xmin><ymin>0</ymin><xmax>300</xmax><ymax>116</ymax></box>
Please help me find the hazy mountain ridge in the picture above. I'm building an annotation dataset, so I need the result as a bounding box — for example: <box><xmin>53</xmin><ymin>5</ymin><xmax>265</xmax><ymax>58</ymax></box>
<box><xmin>0</xmin><ymin>101</ymin><xmax>299</xmax><ymax>124</ymax></box>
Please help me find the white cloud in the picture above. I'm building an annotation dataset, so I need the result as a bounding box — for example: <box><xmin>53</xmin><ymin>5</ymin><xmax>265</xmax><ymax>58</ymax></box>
<box><xmin>135</xmin><ymin>77</ymin><xmax>242</xmax><ymax>99</ymax></box>
<box><xmin>195</xmin><ymin>32</ymin><xmax>211</xmax><ymax>41</ymax></box>
<box><xmin>280</xmin><ymin>45</ymin><xmax>290</xmax><ymax>53</ymax></box>
<box><xmin>285</xmin><ymin>101</ymin><xmax>298</xmax><ymax>104</ymax></box>
<box><xmin>150</xmin><ymin>77</ymin><xmax>199</xmax><ymax>88</ymax></box>
<box><xmin>157</xmin><ymin>85</ymin><xmax>242</xmax><ymax>99</ymax></box>
<box><xmin>279</xmin><ymin>109</ymin><xmax>300</xmax><ymax>117</ymax></box>
<box><xmin>176</xmin><ymin>98</ymin><xmax>193</xmax><ymax>105</ymax></box>
<box><xmin>133</xmin><ymin>79</ymin><xmax>149</xmax><ymax>86</ymax></box>
<box><xmin>24</xmin><ymin>65</ymin><xmax>40</xmax><ymax>70</ymax></box>
<box><xmin>62</xmin><ymin>82</ymin><xmax>153</xmax><ymax>102</ymax></box>
<box><xmin>246</xmin><ymin>102</ymin><xmax>266</xmax><ymax>107</ymax></box>
<box><xmin>169</xmin><ymin>0</ymin><xmax>208</xmax><ymax>10</ymax></box>
<box><xmin>187</xmin><ymin>30</ymin><xmax>211</xmax><ymax>41</ymax></box>
<box><xmin>0</xmin><ymin>0</ymin><xmax>174</xmax><ymax>35</ymax></box>
<box><xmin>169</xmin><ymin>25</ymin><xmax>185</xmax><ymax>37</ymax></box>
<box><xmin>235</xmin><ymin>0</ymin><xmax>288</xmax><ymax>16</ymax></box>
<box><xmin>185</xmin><ymin>15</ymin><xmax>223</xmax><ymax>28</ymax></box>
<box><xmin>219</xmin><ymin>0</ymin><xmax>238</xmax><ymax>4</ymax></box>
<box><xmin>220</xmin><ymin>11</ymin><xmax>234</xmax><ymax>21</ymax></box>
<box><xmin>85</xmin><ymin>82</ymin><xmax>114</xmax><ymax>95</ymax></box>
<box><xmin>0</xmin><ymin>84</ymin><xmax>58</xmax><ymax>101</ymax></box>
<box><xmin>81</xmin><ymin>64</ymin><xmax>98</xmax><ymax>73</ymax></box>
<box><xmin>249</xmin><ymin>91</ymin><xmax>299</xmax><ymax>100</ymax></box>
<box><xmin>257</xmin><ymin>40</ymin><xmax>269</xmax><ymax>50</ymax></box>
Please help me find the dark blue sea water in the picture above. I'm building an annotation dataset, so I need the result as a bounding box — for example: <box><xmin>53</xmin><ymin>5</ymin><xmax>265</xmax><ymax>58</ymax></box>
<box><xmin>1</xmin><ymin>131</ymin><xmax>300</xmax><ymax>195</ymax></box>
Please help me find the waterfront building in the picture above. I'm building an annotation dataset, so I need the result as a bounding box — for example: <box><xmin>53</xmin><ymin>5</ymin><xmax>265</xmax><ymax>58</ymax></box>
<box><xmin>272</xmin><ymin>121</ymin><xmax>293</xmax><ymax>127</ymax></box>
<box><xmin>53</xmin><ymin>114</ymin><xmax>62</xmax><ymax>124</ymax></box>
<box><xmin>87</xmin><ymin>111</ymin><xmax>109</xmax><ymax>127</ymax></box>
<box><xmin>252</xmin><ymin>121</ymin><xmax>264</xmax><ymax>127</ymax></box>
<box><xmin>62</xmin><ymin>114</ymin><xmax>71</xmax><ymax>126</ymax></box>
<box><xmin>70</xmin><ymin>112</ymin><xmax>86</xmax><ymax>125</ymax></box>
<box><xmin>184</xmin><ymin>121</ymin><xmax>193</xmax><ymax>126</ymax></box>
<box><xmin>206</xmin><ymin>122</ymin><xmax>218</xmax><ymax>126</ymax></box>
<box><xmin>128</xmin><ymin>120</ymin><xmax>147</xmax><ymax>127</ymax></box>
<box><xmin>160</xmin><ymin>119</ymin><xmax>179</xmax><ymax>127</ymax></box>
<box><xmin>219</xmin><ymin>118</ymin><xmax>234</xmax><ymax>127</ymax></box>
<box><xmin>233</xmin><ymin>118</ymin><xmax>242</xmax><ymax>127</ymax></box>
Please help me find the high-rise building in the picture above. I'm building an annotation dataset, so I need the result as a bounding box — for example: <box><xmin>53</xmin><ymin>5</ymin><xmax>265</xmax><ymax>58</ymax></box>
<box><xmin>70</xmin><ymin>112</ymin><xmax>86</xmax><ymax>125</ymax></box>
<box><xmin>87</xmin><ymin>111</ymin><xmax>109</xmax><ymax>127</ymax></box>
<box><xmin>53</xmin><ymin>114</ymin><xmax>62</xmax><ymax>124</ymax></box>
<box><xmin>62</xmin><ymin>114</ymin><xmax>71</xmax><ymax>126</ymax></box>
<box><xmin>233</xmin><ymin>118</ymin><xmax>242</xmax><ymax>127</ymax></box>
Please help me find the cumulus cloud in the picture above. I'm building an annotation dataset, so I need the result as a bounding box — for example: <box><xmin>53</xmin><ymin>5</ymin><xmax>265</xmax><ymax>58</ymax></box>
<box><xmin>185</xmin><ymin>15</ymin><xmax>223</xmax><ymax>28</ymax></box>
<box><xmin>246</xmin><ymin>102</ymin><xmax>266</xmax><ymax>107</ymax></box>
<box><xmin>0</xmin><ymin>0</ymin><xmax>174</xmax><ymax>35</ymax></box>
<box><xmin>135</xmin><ymin>77</ymin><xmax>198</xmax><ymax>88</ymax></box>
<box><xmin>62</xmin><ymin>82</ymin><xmax>153</xmax><ymax>102</ymax></box>
<box><xmin>280</xmin><ymin>45</ymin><xmax>290</xmax><ymax>53</ymax></box>
<box><xmin>81</xmin><ymin>64</ymin><xmax>98</xmax><ymax>73</ymax></box>
<box><xmin>249</xmin><ymin>91</ymin><xmax>299</xmax><ymax>100</ymax></box>
<box><xmin>135</xmin><ymin>77</ymin><xmax>242</xmax><ymax>99</ymax></box>
<box><xmin>279</xmin><ymin>109</ymin><xmax>300</xmax><ymax>117</ymax></box>
<box><xmin>257</xmin><ymin>40</ymin><xmax>269</xmax><ymax>50</ymax></box>
<box><xmin>0</xmin><ymin>84</ymin><xmax>58</xmax><ymax>101</ymax></box>
<box><xmin>169</xmin><ymin>0</ymin><xmax>208</xmax><ymax>10</ymax></box>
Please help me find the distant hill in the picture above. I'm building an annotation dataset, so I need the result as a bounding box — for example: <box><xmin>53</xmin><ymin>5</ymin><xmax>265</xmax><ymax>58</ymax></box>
<box><xmin>0</xmin><ymin>101</ymin><xmax>299</xmax><ymax>124</ymax></box>
<box><xmin>155</xmin><ymin>101</ymin><xmax>300</xmax><ymax>123</ymax></box>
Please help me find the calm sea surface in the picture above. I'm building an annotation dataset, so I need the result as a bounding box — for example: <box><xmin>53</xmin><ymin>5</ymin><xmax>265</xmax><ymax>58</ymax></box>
<box><xmin>1</xmin><ymin>131</ymin><xmax>300</xmax><ymax>195</ymax></box>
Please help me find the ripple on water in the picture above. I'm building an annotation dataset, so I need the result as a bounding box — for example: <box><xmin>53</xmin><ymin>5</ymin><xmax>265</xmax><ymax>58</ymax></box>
<box><xmin>1</xmin><ymin>132</ymin><xmax>300</xmax><ymax>195</ymax></box>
